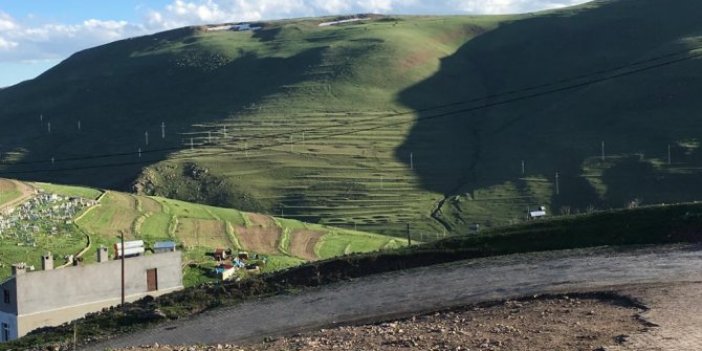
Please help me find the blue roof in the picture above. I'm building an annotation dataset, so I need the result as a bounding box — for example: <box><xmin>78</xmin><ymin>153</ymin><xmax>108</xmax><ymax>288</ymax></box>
<box><xmin>154</xmin><ymin>241</ymin><xmax>176</xmax><ymax>249</ymax></box>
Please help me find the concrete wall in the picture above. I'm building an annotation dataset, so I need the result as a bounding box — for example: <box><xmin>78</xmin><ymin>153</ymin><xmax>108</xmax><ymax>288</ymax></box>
<box><xmin>14</xmin><ymin>252</ymin><xmax>182</xmax><ymax>337</ymax></box>
<box><xmin>17</xmin><ymin>285</ymin><xmax>181</xmax><ymax>337</ymax></box>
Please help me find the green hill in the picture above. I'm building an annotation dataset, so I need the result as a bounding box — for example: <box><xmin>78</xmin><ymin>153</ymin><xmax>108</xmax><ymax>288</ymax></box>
<box><xmin>6</xmin><ymin>200</ymin><xmax>702</xmax><ymax>350</ymax></box>
<box><xmin>2</xmin><ymin>0</ymin><xmax>702</xmax><ymax>237</ymax></box>
<box><xmin>0</xmin><ymin>179</ymin><xmax>403</xmax><ymax>286</ymax></box>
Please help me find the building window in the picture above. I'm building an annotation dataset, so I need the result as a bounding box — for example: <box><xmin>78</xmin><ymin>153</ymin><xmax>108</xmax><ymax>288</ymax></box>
<box><xmin>2</xmin><ymin>290</ymin><xmax>9</xmax><ymax>304</ymax></box>
<box><xmin>2</xmin><ymin>323</ymin><xmax>8</xmax><ymax>342</ymax></box>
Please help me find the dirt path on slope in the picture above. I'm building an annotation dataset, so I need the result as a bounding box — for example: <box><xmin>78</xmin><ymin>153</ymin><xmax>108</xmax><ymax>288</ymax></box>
<box><xmin>0</xmin><ymin>179</ymin><xmax>36</xmax><ymax>212</ymax></box>
<box><xmin>288</xmin><ymin>230</ymin><xmax>324</xmax><ymax>261</ymax></box>
<box><xmin>235</xmin><ymin>213</ymin><xmax>282</xmax><ymax>255</ymax></box>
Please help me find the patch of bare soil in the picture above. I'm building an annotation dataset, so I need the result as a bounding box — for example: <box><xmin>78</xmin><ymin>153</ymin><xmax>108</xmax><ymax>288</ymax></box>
<box><xmin>235</xmin><ymin>213</ymin><xmax>281</xmax><ymax>255</ymax></box>
<box><xmin>176</xmin><ymin>219</ymin><xmax>228</xmax><ymax>248</ymax></box>
<box><xmin>398</xmin><ymin>49</ymin><xmax>436</xmax><ymax>72</ymax></box>
<box><xmin>288</xmin><ymin>230</ymin><xmax>324</xmax><ymax>261</ymax></box>
<box><xmin>139</xmin><ymin>196</ymin><xmax>163</xmax><ymax>213</ymax></box>
<box><xmin>0</xmin><ymin>179</ymin><xmax>36</xmax><ymax>211</ymax></box>
<box><xmin>124</xmin><ymin>294</ymin><xmax>645</xmax><ymax>351</ymax></box>
<box><xmin>612</xmin><ymin>282</ymin><xmax>702</xmax><ymax>350</ymax></box>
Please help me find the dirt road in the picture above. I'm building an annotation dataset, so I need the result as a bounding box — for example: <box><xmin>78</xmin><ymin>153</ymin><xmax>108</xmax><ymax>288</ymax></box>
<box><xmin>83</xmin><ymin>246</ymin><xmax>702</xmax><ymax>350</ymax></box>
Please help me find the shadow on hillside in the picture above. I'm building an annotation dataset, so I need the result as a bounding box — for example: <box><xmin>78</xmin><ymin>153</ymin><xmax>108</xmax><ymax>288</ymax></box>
<box><xmin>396</xmin><ymin>0</ymin><xmax>702</xmax><ymax>216</ymax></box>
<box><xmin>0</xmin><ymin>35</ymin><xmax>327</xmax><ymax>189</ymax></box>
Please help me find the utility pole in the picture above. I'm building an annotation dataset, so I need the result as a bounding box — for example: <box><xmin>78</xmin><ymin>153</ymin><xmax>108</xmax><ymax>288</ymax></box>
<box><xmin>72</xmin><ymin>321</ymin><xmax>77</xmax><ymax>351</ymax></box>
<box><xmin>120</xmin><ymin>232</ymin><xmax>125</xmax><ymax>308</ymax></box>
<box><xmin>40</xmin><ymin>114</ymin><xmax>43</xmax><ymax>122</ymax></box>
<box><xmin>144</xmin><ymin>131</ymin><xmax>149</xmax><ymax>146</ymax></box>
<box><xmin>521</xmin><ymin>160</ymin><xmax>525</xmax><ymax>175</ymax></box>
<box><xmin>601</xmin><ymin>141</ymin><xmax>605</xmax><ymax>161</ymax></box>
<box><xmin>406</xmin><ymin>223</ymin><xmax>412</xmax><ymax>246</ymax></box>
<box><xmin>47</xmin><ymin>122</ymin><xmax>51</xmax><ymax>134</ymax></box>
<box><xmin>161</xmin><ymin>122</ymin><xmax>166</xmax><ymax>139</ymax></box>
<box><xmin>555</xmin><ymin>172</ymin><xmax>560</xmax><ymax>195</ymax></box>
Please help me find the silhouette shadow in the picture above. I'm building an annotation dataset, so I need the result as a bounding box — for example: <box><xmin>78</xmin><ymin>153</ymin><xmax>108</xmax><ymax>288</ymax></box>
<box><xmin>0</xmin><ymin>27</ymin><xmax>326</xmax><ymax>190</ymax></box>
<box><xmin>396</xmin><ymin>0</ymin><xmax>702</xmax><ymax>214</ymax></box>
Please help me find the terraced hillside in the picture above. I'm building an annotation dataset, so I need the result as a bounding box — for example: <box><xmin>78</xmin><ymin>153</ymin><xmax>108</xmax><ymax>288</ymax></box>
<box><xmin>0</xmin><ymin>180</ymin><xmax>403</xmax><ymax>286</ymax></box>
<box><xmin>2</xmin><ymin>0</ymin><xmax>702</xmax><ymax>237</ymax></box>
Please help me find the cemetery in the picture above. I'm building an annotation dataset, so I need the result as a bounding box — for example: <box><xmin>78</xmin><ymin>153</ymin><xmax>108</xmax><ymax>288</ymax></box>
<box><xmin>0</xmin><ymin>191</ymin><xmax>96</xmax><ymax>247</ymax></box>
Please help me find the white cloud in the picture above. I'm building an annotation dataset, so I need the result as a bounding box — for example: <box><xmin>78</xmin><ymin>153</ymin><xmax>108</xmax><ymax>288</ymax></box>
<box><xmin>313</xmin><ymin>0</ymin><xmax>352</xmax><ymax>14</ymax></box>
<box><xmin>0</xmin><ymin>11</ymin><xmax>17</xmax><ymax>30</ymax></box>
<box><xmin>146</xmin><ymin>0</ymin><xmax>317</xmax><ymax>28</ymax></box>
<box><xmin>0</xmin><ymin>36</ymin><xmax>18</xmax><ymax>50</ymax></box>
<box><xmin>0</xmin><ymin>17</ymin><xmax>148</xmax><ymax>62</ymax></box>
<box><xmin>141</xmin><ymin>0</ymin><xmax>590</xmax><ymax>29</ymax></box>
<box><xmin>452</xmin><ymin>0</ymin><xmax>588</xmax><ymax>14</ymax></box>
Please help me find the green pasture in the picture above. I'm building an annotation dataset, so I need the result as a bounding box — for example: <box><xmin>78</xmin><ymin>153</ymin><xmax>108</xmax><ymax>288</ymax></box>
<box><xmin>33</xmin><ymin>182</ymin><xmax>103</xmax><ymax>200</ymax></box>
<box><xmin>2</xmin><ymin>1</ymin><xmax>702</xmax><ymax>240</ymax></box>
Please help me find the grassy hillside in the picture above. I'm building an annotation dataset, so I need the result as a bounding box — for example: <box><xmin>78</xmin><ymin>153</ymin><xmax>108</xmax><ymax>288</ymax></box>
<box><xmin>2</xmin><ymin>1</ymin><xmax>702</xmax><ymax>237</ymax></box>
<box><xmin>0</xmin><ymin>180</ymin><xmax>403</xmax><ymax>286</ymax></box>
<box><xmin>0</xmin><ymin>179</ymin><xmax>23</xmax><ymax>206</ymax></box>
<box><xmin>7</xmin><ymin>200</ymin><xmax>702</xmax><ymax>350</ymax></box>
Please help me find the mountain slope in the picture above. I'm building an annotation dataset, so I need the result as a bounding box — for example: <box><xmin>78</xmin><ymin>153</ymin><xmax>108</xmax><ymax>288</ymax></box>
<box><xmin>2</xmin><ymin>0</ymin><xmax>702</xmax><ymax>236</ymax></box>
<box><xmin>0</xmin><ymin>179</ymin><xmax>403</xmax><ymax>286</ymax></box>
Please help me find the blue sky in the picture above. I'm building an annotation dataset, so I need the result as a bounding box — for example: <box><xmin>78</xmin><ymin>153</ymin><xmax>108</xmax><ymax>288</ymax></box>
<box><xmin>0</xmin><ymin>0</ymin><xmax>590</xmax><ymax>87</ymax></box>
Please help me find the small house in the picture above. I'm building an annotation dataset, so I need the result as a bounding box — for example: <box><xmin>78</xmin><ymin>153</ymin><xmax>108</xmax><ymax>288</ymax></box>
<box><xmin>529</xmin><ymin>206</ymin><xmax>547</xmax><ymax>220</ymax></box>
<box><xmin>153</xmin><ymin>241</ymin><xmax>176</xmax><ymax>253</ymax></box>
<box><xmin>213</xmin><ymin>264</ymin><xmax>237</xmax><ymax>281</ymax></box>
<box><xmin>114</xmin><ymin>240</ymin><xmax>145</xmax><ymax>259</ymax></box>
<box><xmin>232</xmin><ymin>257</ymin><xmax>246</xmax><ymax>268</ymax></box>
<box><xmin>213</xmin><ymin>248</ymin><xmax>227</xmax><ymax>261</ymax></box>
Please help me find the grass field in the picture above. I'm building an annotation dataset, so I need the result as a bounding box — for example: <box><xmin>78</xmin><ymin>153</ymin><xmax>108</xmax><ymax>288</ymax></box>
<box><xmin>2</xmin><ymin>1</ymin><xmax>702</xmax><ymax>239</ymax></box>
<box><xmin>32</xmin><ymin>182</ymin><xmax>103</xmax><ymax>199</ymax></box>
<box><xmin>0</xmin><ymin>179</ymin><xmax>21</xmax><ymax>206</ymax></box>
<box><xmin>7</xmin><ymin>200</ymin><xmax>702</xmax><ymax>351</ymax></box>
<box><xmin>0</xmin><ymin>180</ymin><xmax>405</xmax><ymax>285</ymax></box>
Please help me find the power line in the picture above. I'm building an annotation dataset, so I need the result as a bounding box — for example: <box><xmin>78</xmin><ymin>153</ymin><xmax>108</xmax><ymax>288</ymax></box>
<box><xmin>5</xmin><ymin>45</ymin><xmax>700</xmax><ymax>167</ymax></box>
<box><xmin>2</xmin><ymin>46</ymin><xmax>701</xmax><ymax>175</ymax></box>
<box><xmin>11</xmin><ymin>46</ymin><xmax>702</xmax><ymax>168</ymax></box>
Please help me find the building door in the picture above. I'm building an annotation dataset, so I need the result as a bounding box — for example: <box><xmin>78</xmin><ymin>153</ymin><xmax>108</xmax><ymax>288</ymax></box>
<box><xmin>2</xmin><ymin>323</ymin><xmax>8</xmax><ymax>342</ymax></box>
<box><xmin>146</xmin><ymin>268</ymin><xmax>158</xmax><ymax>292</ymax></box>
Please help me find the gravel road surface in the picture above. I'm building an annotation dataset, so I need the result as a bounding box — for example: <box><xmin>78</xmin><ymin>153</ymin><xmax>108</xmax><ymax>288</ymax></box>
<box><xmin>83</xmin><ymin>246</ymin><xmax>702</xmax><ymax>350</ymax></box>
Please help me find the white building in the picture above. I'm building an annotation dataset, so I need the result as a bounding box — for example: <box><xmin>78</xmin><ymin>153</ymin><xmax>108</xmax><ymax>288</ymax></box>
<box><xmin>529</xmin><ymin>206</ymin><xmax>548</xmax><ymax>219</ymax></box>
<box><xmin>0</xmin><ymin>248</ymin><xmax>182</xmax><ymax>342</ymax></box>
